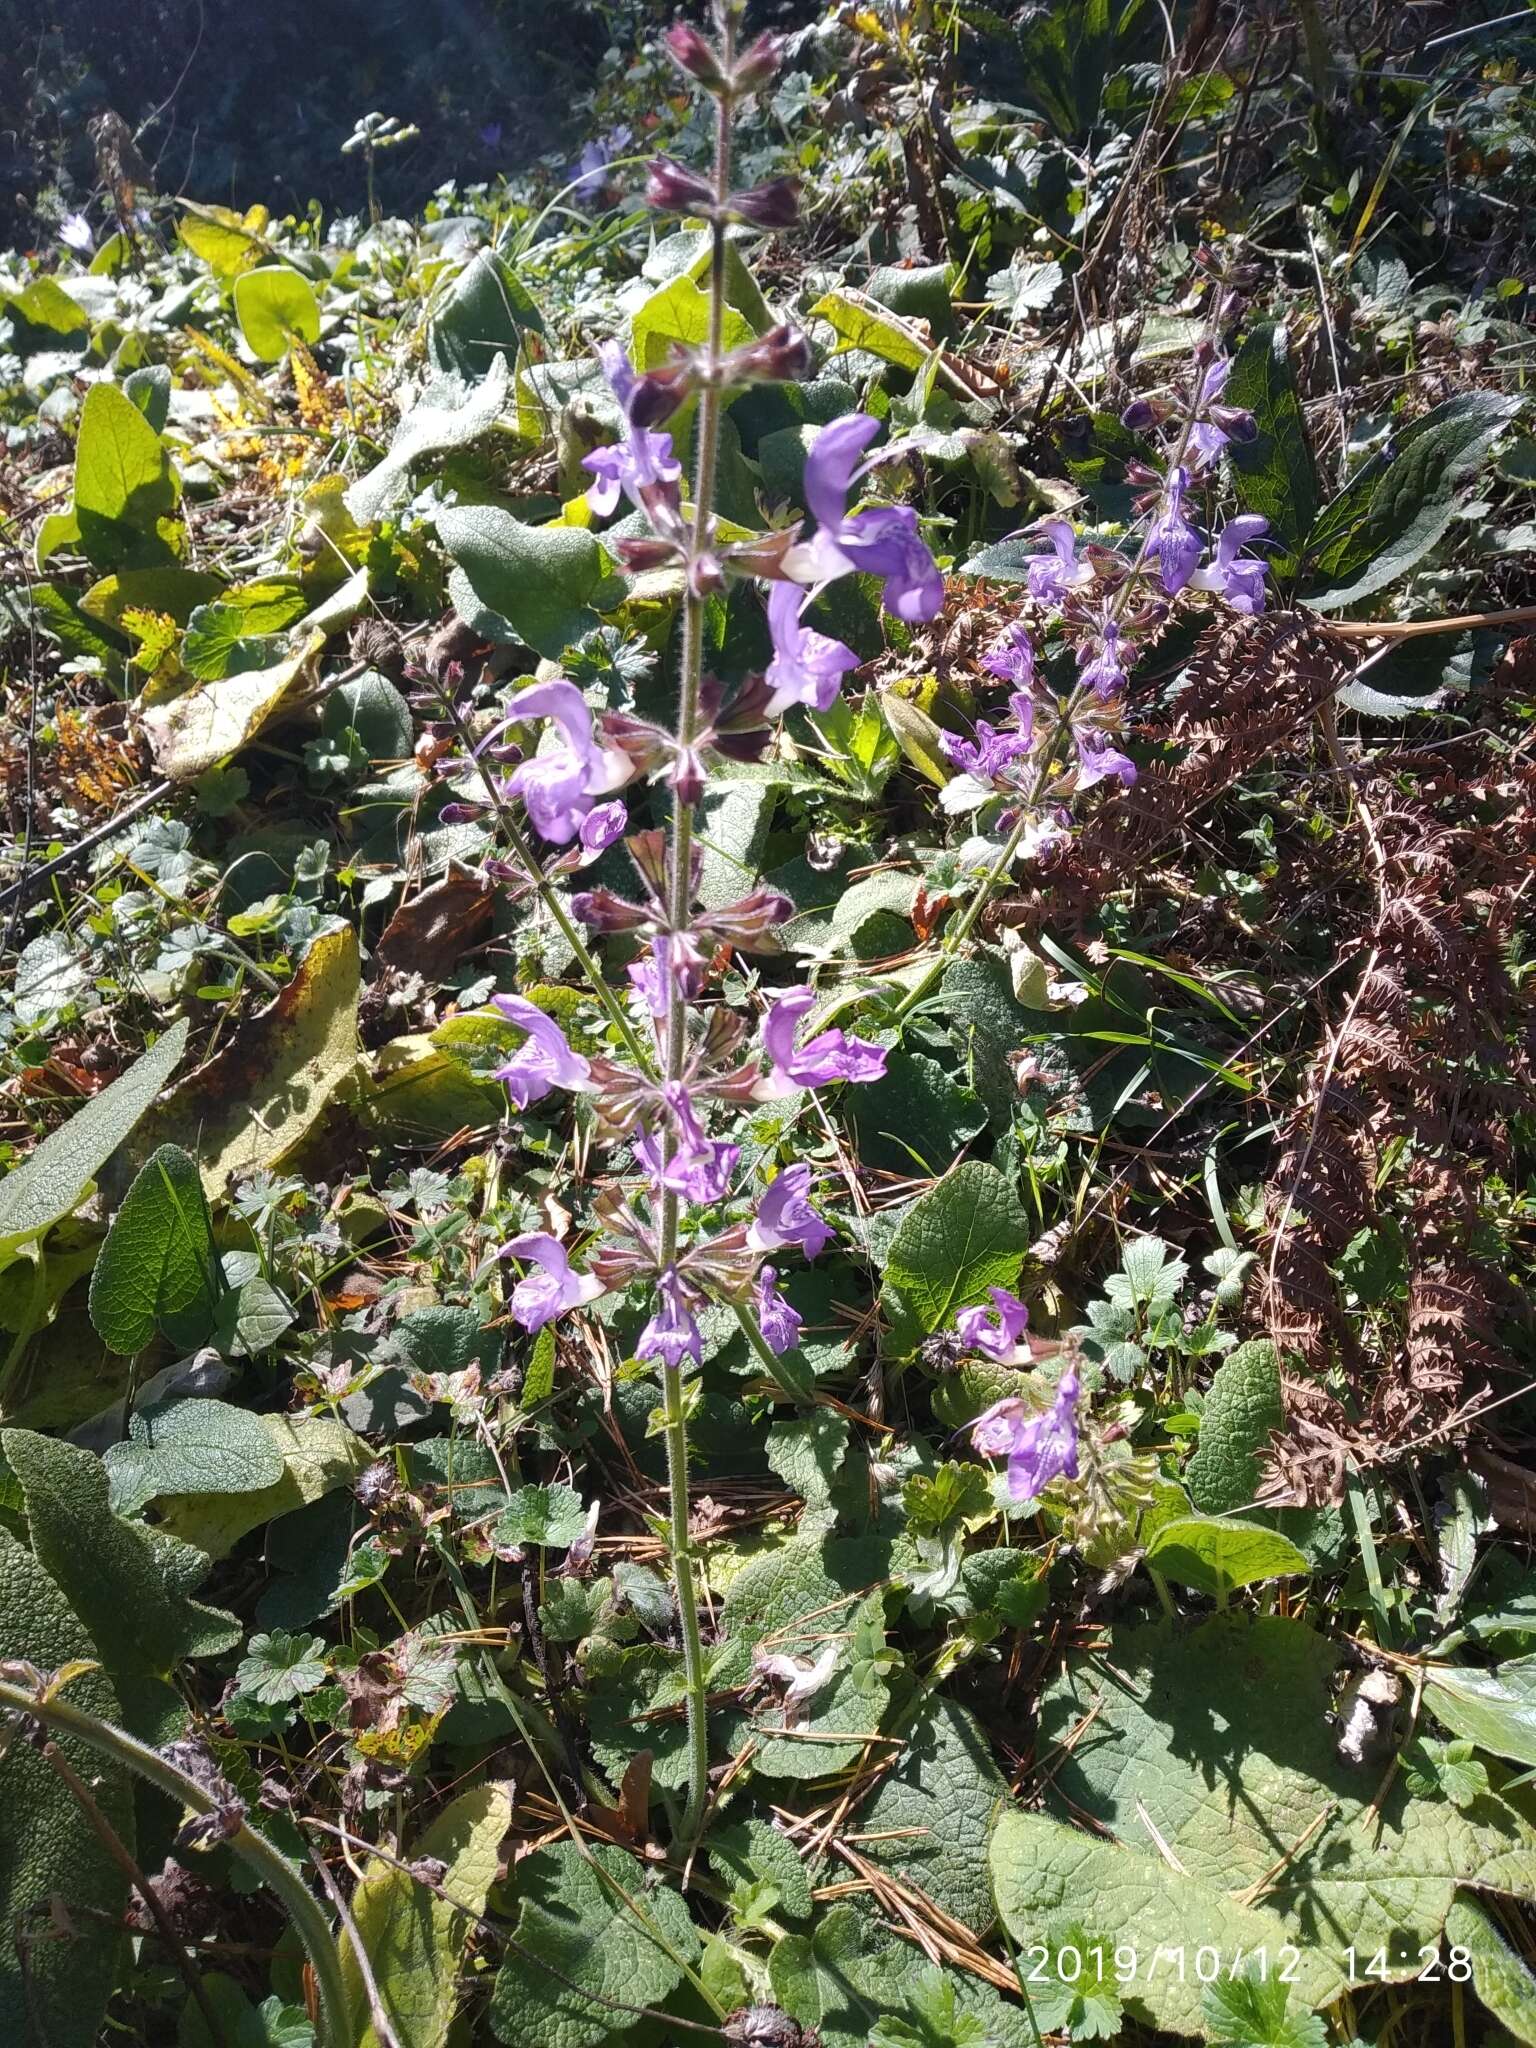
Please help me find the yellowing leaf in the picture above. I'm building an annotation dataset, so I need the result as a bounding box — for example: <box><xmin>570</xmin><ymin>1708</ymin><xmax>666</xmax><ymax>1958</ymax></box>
<box><xmin>135</xmin><ymin>924</ymin><xmax>361</xmax><ymax>1199</ymax></box>
<box><xmin>151</xmin><ymin>1412</ymin><xmax>370</xmax><ymax>1558</ymax></box>
<box><xmin>341</xmin><ymin>1782</ymin><xmax>512</xmax><ymax>2048</ymax></box>
<box><xmin>140</xmin><ymin>627</ymin><xmax>325</xmax><ymax>779</ymax></box>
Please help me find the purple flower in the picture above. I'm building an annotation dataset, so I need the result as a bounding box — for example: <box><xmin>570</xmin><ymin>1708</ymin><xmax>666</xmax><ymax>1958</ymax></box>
<box><xmin>790</xmin><ymin>415</ymin><xmax>943</xmax><ymax>623</ymax></box>
<box><xmin>980</xmin><ymin>623</ymin><xmax>1035</xmax><ymax>689</ymax></box>
<box><xmin>1187</xmin><ymin>359</ymin><xmax>1256</xmax><ymax>471</ymax></box>
<box><xmin>1148</xmin><ymin>465</ymin><xmax>1201</xmax><ymax>595</ymax></box>
<box><xmin>758</xmin><ymin>987</ymin><xmax>888</xmax><ymax>1097</ymax></box>
<box><xmin>636</xmin><ymin>1130</ymin><xmax>740</xmax><ymax>1204</ymax></box>
<box><xmin>579</xmin><ymin>800</ymin><xmax>628</xmax><ymax>854</ymax></box>
<box><xmin>582</xmin><ymin>341</ymin><xmax>683</xmax><ymax>522</ymax></box>
<box><xmin>491</xmin><ymin>994</ymin><xmax>593</xmax><ymax>1108</ymax></box>
<box><xmin>955</xmin><ymin>1286</ymin><xmax>1029</xmax><ymax>1361</ymax></box>
<box><xmin>1025</xmin><ymin>520</ymin><xmax>1094</xmax><ymax>607</ymax></box>
<box><xmin>748</xmin><ymin>1164</ymin><xmax>833</xmax><ymax>1261</ymax></box>
<box><xmin>637</xmin><ymin>1266</ymin><xmax>703</xmax><ymax>1371</ymax></box>
<box><xmin>499</xmin><ymin>1232</ymin><xmax>603</xmax><ymax>1332</ymax></box>
<box><xmin>755</xmin><ymin>1265</ymin><xmax>803</xmax><ymax>1355</ymax></box>
<box><xmin>940</xmin><ymin>691</ymin><xmax>1034</xmax><ymax>787</ymax></box>
<box><xmin>571</xmin><ymin>126</ymin><xmax>631</xmax><ymax>201</ymax></box>
<box><xmin>1190</xmin><ymin>515</ymin><xmax>1269</xmax><ymax>615</ymax></box>
<box><xmin>479</xmin><ymin>122</ymin><xmax>504</xmax><ymax>151</ymax></box>
<box><xmin>634</xmin><ymin>1084</ymin><xmax>740</xmax><ymax>1204</ymax></box>
<box><xmin>501</xmin><ymin>679</ymin><xmax>629</xmax><ymax>844</ymax></box>
<box><xmin>58</xmin><ymin>211</ymin><xmax>94</xmax><ymax>255</ymax></box>
<box><xmin>1078</xmin><ymin>620</ymin><xmax>1127</xmax><ymax>699</ymax></box>
<box><xmin>765</xmin><ymin>580</ymin><xmax>860</xmax><ymax>715</ymax></box>
<box><xmin>970</xmin><ymin>1368</ymin><xmax>1081</xmax><ymax>1504</ymax></box>
<box><xmin>1073</xmin><ymin>729</ymin><xmax>1137</xmax><ymax>790</ymax></box>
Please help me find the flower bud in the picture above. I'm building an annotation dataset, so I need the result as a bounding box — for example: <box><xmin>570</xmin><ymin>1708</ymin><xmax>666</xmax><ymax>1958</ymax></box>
<box><xmin>731</xmin><ymin>31</ymin><xmax>782</xmax><ymax>93</ymax></box>
<box><xmin>627</xmin><ymin>363</ymin><xmax>693</xmax><ymax>429</ymax></box>
<box><xmin>1119</xmin><ymin>397</ymin><xmax>1163</xmax><ymax>433</ymax></box>
<box><xmin>1209</xmin><ymin>402</ymin><xmax>1257</xmax><ymax>443</ymax></box>
<box><xmin>727</xmin><ymin>322</ymin><xmax>811</xmax><ymax>384</ymax></box>
<box><xmin>701</xmin><ymin>887</ymin><xmax>794</xmax><ymax>948</ymax></box>
<box><xmin>723</xmin><ymin>525</ymin><xmax>802</xmax><ymax>580</ymax></box>
<box><xmin>665</xmin><ymin>22</ymin><xmax>728</xmax><ymax>89</ymax></box>
<box><xmin>437</xmin><ymin>801</ymin><xmax>486</xmax><ymax>824</ymax></box>
<box><xmin>570</xmin><ymin>887</ymin><xmax>651</xmax><ymax>933</ymax></box>
<box><xmin>613</xmin><ymin>534</ymin><xmax>684</xmax><ymax>573</ymax></box>
<box><xmin>728</xmin><ymin>177</ymin><xmax>799</xmax><ymax>230</ymax></box>
<box><xmin>645</xmin><ymin>155</ymin><xmax>717</xmax><ymax>216</ymax></box>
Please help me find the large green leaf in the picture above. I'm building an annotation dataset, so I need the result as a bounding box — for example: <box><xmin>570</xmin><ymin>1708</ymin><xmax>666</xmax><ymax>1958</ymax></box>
<box><xmin>489</xmin><ymin>1842</ymin><xmax>698</xmax><ymax>2048</ymax></box>
<box><xmin>88</xmin><ymin>1142</ymin><xmax>221</xmax><ymax>1354</ymax></box>
<box><xmin>233</xmin><ymin>266</ymin><xmax>321</xmax><ymax>360</ymax></box>
<box><xmin>104</xmin><ymin>1396</ymin><xmax>288</xmax><ymax>1515</ymax></box>
<box><xmin>3</xmin><ymin>1427</ymin><xmax>239</xmax><ymax>1680</ymax></box>
<box><xmin>72</xmin><ymin>380</ymin><xmax>181</xmax><ymax>568</ymax></box>
<box><xmin>346</xmin><ymin>358</ymin><xmax>511</xmax><ymax>524</ymax></box>
<box><xmin>1424</xmin><ymin>1656</ymin><xmax>1536</xmax><ymax>1769</ymax></box>
<box><xmin>1301</xmin><ymin>391</ymin><xmax>1521</xmax><ymax>609</ymax></box>
<box><xmin>341</xmin><ymin>1782</ymin><xmax>512</xmax><ymax>2048</ymax></box>
<box><xmin>883</xmin><ymin>1160</ymin><xmax>1028</xmax><ymax>1338</ymax></box>
<box><xmin>719</xmin><ymin>1535</ymin><xmax>898</xmax><ymax>1779</ymax></box>
<box><xmin>1224</xmin><ymin>323</ymin><xmax>1318</xmax><ymax>562</ymax></box>
<box><xmin>1143</xmin><ymin>1514</ymin><xmax>1310</xmax><ymax>1595</ymax></box>
<box><xmin>428</xmin><ymin>249</ymin><xmax>543</xmax><ymax>380</ymax></box>
<box><xmin>770</xmin><ymin>1901</ymin><xmax>1035</xmax><ymax>2048</ymax></box>
<box><xmin>436</xmin><ymin>503</ymin><xmax>609</xmax><ymax>657</ymax></box>
<box><xmin>1446</xmin><ymin>1892</ymin><xmax>1536</xmax><ymax>2047</ymax></box>
<box><xmin>992</xmin><ymin>1811</ymin><xmax>1347</xmax><ymax>2041</ymax></box>
<box><xmin>1036</xmin><ymin>1616</ymin><xmax>1536</xmax><ymax>1994</ymax></box>
<box><xmin>857</xmin><ymin>1697</ymin><xmax>1008</xmax><ymax>1935</ymax></box>
<box><xmin>0</xmin><ymin>1524</ymin><xmax>133</xmax><ymax>2047</ymax></box>
<box><xmin>1184</xmin><ymin>1342</ymin><xmax>1283</xmax><ymax>1514</ymax></box>
<box><xmin>0</xmin><ymin>1017</ymin><xmax>188</xmax><ymax>1266</ymax></box>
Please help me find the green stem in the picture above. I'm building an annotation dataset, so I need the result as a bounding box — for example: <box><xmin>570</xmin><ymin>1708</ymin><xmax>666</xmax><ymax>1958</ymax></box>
<box><xmin>653</xmin><ymin>14</ymin><xmax>738</xmax><ymax>1853</ymax></box>
<box><xmin>0</xmin><ymin>1676</ymin><xmax>348</xmax><ymax>2048</ymax></box>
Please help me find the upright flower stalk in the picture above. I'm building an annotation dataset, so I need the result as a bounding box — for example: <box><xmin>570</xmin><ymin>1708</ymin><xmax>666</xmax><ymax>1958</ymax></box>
<box><xmin>432</xmin><ymin>0</ymin><xmax>936</xmax><ymax>1847</ymax></box>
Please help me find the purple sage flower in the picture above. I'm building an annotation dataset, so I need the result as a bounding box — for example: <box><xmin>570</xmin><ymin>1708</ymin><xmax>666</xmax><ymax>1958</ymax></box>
<box><xmin>980</xmin><ymin>623</ymin><xmax>1036</xmax><ymax>689</ymax></box>
<box><xmin>1078</xmin><ymin>619</ymin><xmax>1127</xmax><ymax>699</ymax></box>
<box><xmin>1190</xmin><ymin>515</ymin><xmax>1269</xmax><ymax>615</ymax></box>
<box><xmin>1025</xmin><ymin>520</ymin><xmax>1094</xmax><ymax>608</ymax></box>
<box><xmin>939</xmin><ymin>692</ymin><xmax>1035</xmax><ymax>787</ymax></box>
<box><xmin>499</xmin><ymin>1232</ymin><xmax>604</xmax><ymax>1332</ymax></box>
<box><xmin>765</xmin><ymin>580</ymin><xmax>860</xmax><ymax>715</ymax></box>
<box><xmin>1073</xmin><ymin>729</ymin><xmax>1137</xmax><ymax>790</ymax></box>
<box><xmin>571</xmin><ymin>126</ymin><xmax>632</xmax><ymax>202</ymax></box>
<box><xmin>758</xmin><ymin>987</ymin><xmax>887</xmax><ymax>1096</ymax></box>
<box><xmin>634</xmin><ymin>1084</ymin><xmax>739</xmax><ymax>1204</ymax></box>
<box><xmin>954</xmin><ymin>1286</ymin><xmax>1029</xmax><ymax>1361</ymax></box>
<box><xmin>1148</xmin><ymin>465</ymin><xmax>1201</xmax><ymax>595</ymax></box>
<box><xmin>582</xmin><ymin>340</ymin><xmax>684</xmax><ymax>522</ymax></box>
<box><xmin>637</xmin><ymin>1266</ymin><xmax>703</xmax><ymax>1371</ymax></box>
<box><xmin>1187</xmin><ymin>358</ymin><xmax>1256</xmax><ymax>472</ymax></box>
<box><xmin>579</xmin><ymin>800</ymin><xmax>629</xmax><ymax>854</ymax></box>
<box><xmin>500</xmin><ymin>679</ymin><xmax>629</xmax><ymax>844</ymax></box>
<box><xmin>790</xmin><ymin>414</ymin><xmax>943</xmax><ymax>623</ymax></box>
<box><xmin>970</xmin><ymin>1368</ymin><xmax>1081</xmax><ymax>1504</ymax></box>
<box><xmin>748</xmin><ymin>1163</ymin><xmax>833</xmax><ymax>1261</ymax></box>
<box><xmin>491</xmin><ymin>994</ymin><xmax>593</xmax><ymax>1108</ymax></box>
<box><xmin>755</xmin><ymin>1265</ymin><xmax>803</xmax><ymax>1355</ymax></box>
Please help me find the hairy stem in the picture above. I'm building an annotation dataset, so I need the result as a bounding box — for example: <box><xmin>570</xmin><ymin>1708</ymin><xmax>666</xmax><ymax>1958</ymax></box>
<box><xmin>656</xmin><ymin>8</ymin><xmax>738</xmax><ymax>1851</ymax></box>
<box><xmin>0</xmin><ymin>1677</ymin><xmax>348</xmax><ymax>2048</ymax></box>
